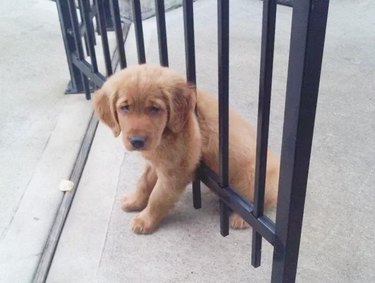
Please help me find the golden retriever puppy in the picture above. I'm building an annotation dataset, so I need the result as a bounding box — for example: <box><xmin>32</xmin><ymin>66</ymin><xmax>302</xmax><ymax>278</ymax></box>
<box><xmin>93</xmin><ymin>64</ymin><xmax>279</xmax><ymax>234</ymax></box>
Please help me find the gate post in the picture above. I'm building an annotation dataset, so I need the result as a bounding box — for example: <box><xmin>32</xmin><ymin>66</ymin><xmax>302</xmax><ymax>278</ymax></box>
<box><xmin>56</xmin><ymin>0</ymin><xmax>85</xmax><ymax>94</ymax></box>
<box><xmin>271</xmin><ymin>0</ymin><xmax>329</xmax><ymax>282</ymax></box>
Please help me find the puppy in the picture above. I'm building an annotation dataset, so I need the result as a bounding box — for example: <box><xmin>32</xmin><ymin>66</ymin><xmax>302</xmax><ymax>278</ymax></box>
<box><xmin>93</xmin><ymin>64</ymin><xmax>279</xmax><ymax>234</ymax></box>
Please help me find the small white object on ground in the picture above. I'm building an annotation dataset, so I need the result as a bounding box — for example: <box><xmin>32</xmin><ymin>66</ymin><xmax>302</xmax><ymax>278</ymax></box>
<box><xmin>59</xmin><ymin>180</ymin><xmax>74</xmax><ymax>192</ymax></box>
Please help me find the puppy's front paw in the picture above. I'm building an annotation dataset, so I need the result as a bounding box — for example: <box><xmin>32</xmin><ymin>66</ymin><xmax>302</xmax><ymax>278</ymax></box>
<box><xmin>230</xmin><ymin>213</ymin><xmax>250</xmax><ymax>230</ymax></box>
<box><xmin>131</xmin><ymin>212</ymin><xmax>156</xmax><ymax>234</ymax></box>
<box><xmin>121</xmin><ymin>192</ymin><xmax>147</xmax><ymax>212</ymax></box>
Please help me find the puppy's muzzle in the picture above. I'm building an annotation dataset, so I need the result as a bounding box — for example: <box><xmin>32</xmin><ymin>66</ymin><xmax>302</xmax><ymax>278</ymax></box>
<box><xmin>130</xmin><ymin>135</ymin><xmax>146</xmax><ymax>149</ymax></box>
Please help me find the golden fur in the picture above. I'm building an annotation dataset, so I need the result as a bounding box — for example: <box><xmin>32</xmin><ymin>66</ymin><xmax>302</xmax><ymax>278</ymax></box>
<box><xmin>93</xmin><ymin>64</ymin><xmax>279</xmax><ymax>234</ymax></box>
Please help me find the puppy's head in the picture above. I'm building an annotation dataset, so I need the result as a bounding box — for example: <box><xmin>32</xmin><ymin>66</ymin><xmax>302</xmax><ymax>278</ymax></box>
<box><xmin>93</xmin><ymin>64</ymin><xmax>196</xmax><ymax>151</ymax></box>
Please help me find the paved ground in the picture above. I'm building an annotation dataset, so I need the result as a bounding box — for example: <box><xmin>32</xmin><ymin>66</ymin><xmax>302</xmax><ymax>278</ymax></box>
<box><xmin>0</xmin><ymin>0</ymin><xmax>92</xmax><ymax>282</ymax></box>
<box><xmin>1</xmin><ymin>0</ymin><xmax>375</xmax><ymax>282</ymax></box>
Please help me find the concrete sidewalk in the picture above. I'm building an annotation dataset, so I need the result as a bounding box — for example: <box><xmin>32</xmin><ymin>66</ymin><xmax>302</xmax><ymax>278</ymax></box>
<box><xmin>46</xmin><ymin>0</ymin><xmax>375</xmax><ymax>282</ymax></box>
<box><xmin>0</xmin><ymin>0</ymin><xmax>92</xmax><ymax>282</ymax></box>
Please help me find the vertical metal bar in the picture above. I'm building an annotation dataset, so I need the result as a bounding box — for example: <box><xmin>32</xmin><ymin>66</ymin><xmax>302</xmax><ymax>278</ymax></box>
<box><xmin>96</xmin><ymin>0</ymin><xmax>113</xmax><ymax>76</ymax></box>
<box><xmin>77</xmin><ymin>0</ymin><xmax>90</xmax><ymax>56</ymax></box>
<box><xmin>252</xmin><ymin>0</ymin><xmax>277</xmax><ymax>268</ymax></box>
<box><xmin>218</xmin><ymin>0</ymin><xmax>229</xmax><ymax>187</ymax></box>
<box><xmin>183</xmin><ymin>0</ymin><xmax>201</xmax><ymax>209</ymax></box>
<box><xmin>271</xmin><ymin>1</ymin><xmax>329</xmax><ymax>282</ymax></box>
<box><xmin>132</xmin><ymin>0</ymin><xmax>146</xmax><ymax>64</ymax></box>
<box><xmin>155</xmin><ymin>0</ymin><xmax>169</xmax><ymax>66</ymax></box>
<box><xmin>220</xmin><ymin>198</ymin><xmax>229</xmax><ymax>236</ymax></box>
<box><xmin>94</xmin><ymin>0</ymin><xmax>101</xmax><ymax>35</ymax></box>
<box><xmin>79</xmin><ymin>0</ymin><xmax>99</xmax><ymax>74</ymax></box>
<box><xmin>78</xmin><ymin>1</ymin><xmax>97</xmax><ymax>50</ymax></box>
<box><xmin>110</xmin><ymin>0</ymin><xmax>127</xmax><ymax>69</ymax></box>
<box><xmin>192</xmin><ymin>179</ymin><xmax>201</xmax><ymax>209</ymax></box>
<box><xmin>103</xmin><ymin>0</ymin><xmax>114</xmax><ymax>29</ymax></box>
<box><xmin>218</xmin><ymin>0</ymin><xmax>230</xmax><ymax>236</ymax></box>
<box><xmin>182</xmin><ymin>0</ymin><xmax>196</xmax><ymax>83</ymax></box>
<box><xmin>67</xmin><ymin>0</ymin><xmax>91</xmax><ymax>99</ymax></box>
<box><xmin>55</xmin><ymin>0</ymin><xmax>84</xmax><ymax>93</ymax></box>
<box><xmin>79</xmin><ymin>0</ymin><xmax>99</xmax><ymax>98</ymax></box>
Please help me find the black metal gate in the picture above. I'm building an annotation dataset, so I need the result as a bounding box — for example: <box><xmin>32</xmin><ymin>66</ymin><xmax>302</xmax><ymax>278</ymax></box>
<box><xmin>55</xmin><ymin>0</ymin><xmax>329</xmax><ymax>282</ymax></box>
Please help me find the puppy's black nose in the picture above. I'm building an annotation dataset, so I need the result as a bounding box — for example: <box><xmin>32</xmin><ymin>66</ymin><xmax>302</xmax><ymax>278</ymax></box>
<box><xmin>130</xmin><ymin>136</ymin><xmax>145</xmax><ymax>149</ymax></box>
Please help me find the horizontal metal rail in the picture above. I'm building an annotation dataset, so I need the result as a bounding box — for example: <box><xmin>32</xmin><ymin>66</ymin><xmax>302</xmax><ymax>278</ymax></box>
<box><xmin>71</xmin><ymin>54</ymin><xmax>106</xmax><ymax>88</ymax></box>
<box><xmin>198</xmin><ymin>162</ymin><xmax>276</xmax><ymax>245</ymax></box>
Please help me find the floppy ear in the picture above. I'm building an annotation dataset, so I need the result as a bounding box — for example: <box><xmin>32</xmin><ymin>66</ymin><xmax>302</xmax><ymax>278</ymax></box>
<box><xmin>167</xmin><ymin>82</ymin><xmax>196</xmax><ymax>133</ymax></box>
<box><xmin>93</xmin><ymin>88</ymin><xmax>121</xmax><ymax>137</ymax></box>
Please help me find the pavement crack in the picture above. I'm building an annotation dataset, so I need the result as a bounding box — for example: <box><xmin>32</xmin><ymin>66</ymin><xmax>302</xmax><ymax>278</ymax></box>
<box><xmin>0</xmin><ymin>175</ymin><xmax>33</xmax><ymax>241</ymax></box>
<box><xmin>95</xmin><ymin>153</ymin><xmax>126</xmax><ymax>278</ymax></box>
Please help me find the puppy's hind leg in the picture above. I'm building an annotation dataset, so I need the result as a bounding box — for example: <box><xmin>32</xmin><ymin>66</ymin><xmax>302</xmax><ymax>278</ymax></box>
<box><xmin>122</xmin><ymin>164</ymin><xmax>157</xmax><ymax>212</ymax></box>
<box><xmin>230</xmin><ymin>213</ymin><xmax>250</xmax><ymax>230</ymax></box>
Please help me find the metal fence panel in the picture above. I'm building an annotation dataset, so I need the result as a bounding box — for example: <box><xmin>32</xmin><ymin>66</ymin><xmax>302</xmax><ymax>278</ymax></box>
<box><xmin>55</xmin><ymin>1</ymin><xmax>330</xmax><ymax>282</ymax></box>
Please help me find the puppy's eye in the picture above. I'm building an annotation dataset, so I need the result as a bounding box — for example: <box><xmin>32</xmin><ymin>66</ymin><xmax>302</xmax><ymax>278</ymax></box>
<box><xmin>121</xmin><ymin>105</ymin><xmax>130</xmax><ymax>112</ymax></box>
<box><xmin>149</xmin><ymin>106</ymin><xmax>160</xmax><ymax>113</ymax></box>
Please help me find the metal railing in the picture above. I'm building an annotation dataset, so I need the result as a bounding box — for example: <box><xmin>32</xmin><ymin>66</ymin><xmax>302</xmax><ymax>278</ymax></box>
<box><xmin>55</xmin><ymin>1</ymin><xmax>329</xmax><ymax>282</ymax></box>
